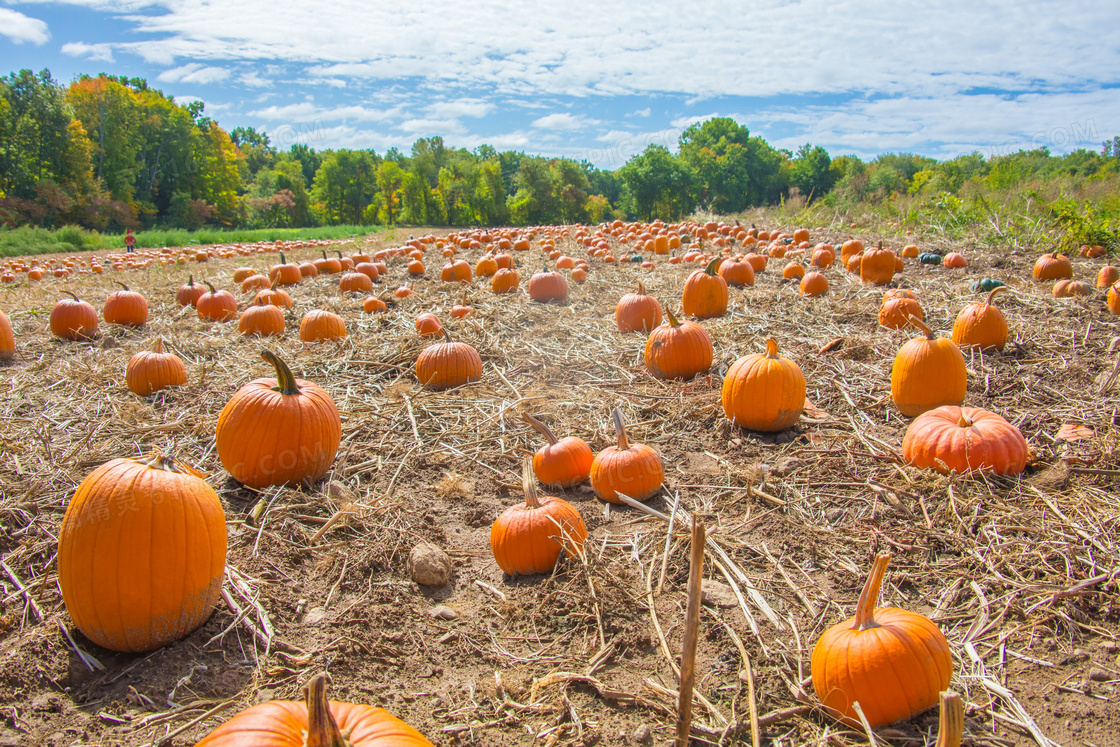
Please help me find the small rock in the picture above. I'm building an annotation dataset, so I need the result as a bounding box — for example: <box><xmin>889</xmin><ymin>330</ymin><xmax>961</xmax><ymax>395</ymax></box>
<box><xmin>99</xmin><ymin>336</ymin><xmax>115</xmax><ymax>349</ymax></box>
<box><xmin>772</xmin><ymin>457</ymin><xmax>806</xmax><ymax>477</ymax></box>
<box><xmin>302</xmin><ymin>606</ymin><xmax>329</xmax><ymax>624</ymax></box>
<box><xmin>429</xmin><ymin>605</ymin><xmax>458</xmax><ymax>620</ymax></box>
<box><xmin>409</xmin><ymin>542</ymin><xmax>453</xmax><ymax>586</ymax></box>
<box><xmin>825</xmin><ymin>508</ymin><xmax>845</xmax><ymax>524</ymax></box>
<box><xmin>701</xmin><ymin>579</ymin><xmax>737</xmax><ymax>608</ymax></box>
<box><xmin>1101</xmin><ymin>641</ymin><xmax>1118</xmax><ymax>654</ymax></box>
<box><xmin>328</xmin><ymin>480</ymin><xmax>356</xmax><ymax>504</ymax></box>
<box><xmin>1088</xmin><ymin>667</ymin><xmax>1111</xmax><ymax>683</ymax></box>
<box><xmin>631</xmin><ymin>724</ymin><xmax>651</xmax><ymax>743</ymax></box>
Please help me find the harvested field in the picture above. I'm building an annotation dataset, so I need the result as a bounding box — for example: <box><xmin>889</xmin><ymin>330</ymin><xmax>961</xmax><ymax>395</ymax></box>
<box><xmin>1</xmin><ymin>222</ymin><xmax>1119</xmax><ymax>747</ymax></box>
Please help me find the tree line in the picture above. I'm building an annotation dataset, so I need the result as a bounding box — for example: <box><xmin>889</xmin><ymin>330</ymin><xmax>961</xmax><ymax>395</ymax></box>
<box><xmin>2</xmin><ymin>68</ymin><xmax>1117</xmax><ymax>232</ymax></box>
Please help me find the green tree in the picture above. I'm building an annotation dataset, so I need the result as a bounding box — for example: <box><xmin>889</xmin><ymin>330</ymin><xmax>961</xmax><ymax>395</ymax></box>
<box><xmin>618</xmin><ymin>144</ymin><xmax>692</xmax><ymax>220</ymax></box>
<box><xmin>312</xmin><ymin>149</ymin><xmax>378</xmax><ymax>224</ymax></box>
<box><xmin>376</xmin><ymin>160</ymin><xmax>405</xmax><ymax>224</ymax></box>
<box><xmin>789</xmin><ymin>144</ymin><xmax>836</xmax><ymax>201</ymax></box>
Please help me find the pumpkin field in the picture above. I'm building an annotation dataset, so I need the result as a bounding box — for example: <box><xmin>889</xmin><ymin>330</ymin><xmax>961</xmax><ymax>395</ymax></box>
<box><xmin>1</xmin><ymin>218</ymin><xmax>1119</xmax><ymax>747</ymax></box>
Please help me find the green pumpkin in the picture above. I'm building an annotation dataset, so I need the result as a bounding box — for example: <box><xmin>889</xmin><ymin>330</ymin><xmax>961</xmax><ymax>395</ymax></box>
<box><xmin>919</xmin><ymin>252</ymin><xmax>942</xmax><ymax>265</ymax></box>
<box><xmin>970</xmin><ymin>277</ymin><xmax>1006</xmax><ymax>293</ymax></box>
<box><xmin>630</xmin><ymin>255</ymin><xmax>643</xmax><ymax>263</ymax></box>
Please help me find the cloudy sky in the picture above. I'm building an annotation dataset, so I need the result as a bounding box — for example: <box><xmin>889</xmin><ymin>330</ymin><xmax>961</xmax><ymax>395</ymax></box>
<box><xmin>2</xmin><ymin>0</ymin><xmax>1117</xmax><ymax>168</ymax></box>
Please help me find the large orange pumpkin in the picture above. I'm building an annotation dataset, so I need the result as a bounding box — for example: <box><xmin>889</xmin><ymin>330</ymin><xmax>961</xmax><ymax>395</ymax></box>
<box><xmin>800</xmin><ymin>271</ymin><xmax>828</xmax><ymax>296</ymax></box>
<box><xmin>891</xmin><ymin>318</ymin><xmax>967</xmax><ymax>417</ymax></box>
<box><xmin>415</xmin><ymin>331</ymin><xmax>483</xmax><ymax>390</ymax></box>
<box><xmin>879</xmin><ymin>296</ymin><xmax>925</xmax><ymax>329</ymax></box>
<box><xmin>490</xmin><ymin>461</ymin><xmax>588</xmax><ymax>576</ymax></box>
<box><xmin>616</xmin><ymin>280</ymin><xmax>663</xmax><ymax>332</ymax></box>
<box><xmin>524</xmin><ymin>413</ymin><xmax>593</xmax><ymax>488</ymax></box>
<box><xmin>527</xmin><ymin>266</ymin><xmax>568</xmax><ymax>303</ymax></box>
<box><xmin>58</xmin><ymin>451</ymin><xmax>226</xmax><ymax>652</ymax></box>
<box><xmin>197</xmin><ymin>282</ymin><xmax>238</xmax><ymax>322</ymax></box>
<box><xmin>1032</xmin><ymin>251</ymin><xmax>1072</xmax><ymax>281</ymax></box>
<box><xmin>269</xmin><ymin>251</ymin><xmax>302</xmax><ymax>286</ymax></box>
<box><xmin>951</xmin><ymin>286</ymin><xmax>1008</xmax><ymax>350</ymax></box>
<box><xmin>126</xmin><ymin>338</ymin><xmax>187</xmax><ymax>395</ymax></box>
<box><xmin>902</xmin><ymin>405</ymin><xmax>1028</xmax><ymax>475</ymax></box>
<box><xmin>681</xmin><ymin>257</ymin><xmax>728</xmax><ymax>319</ymax></box>
<box><xmin>812</xmin><ymin>552</ymin><xmax>951</xmax><ymax>728</ymax></box>
<box><xmin>50</xmin><ymin>291</ymin><xmax>99</xmax><ymax>340</ymax></box>
<box><xmin>644</xmin><ymin>308</ymin><xmax>712</xmax><ymax>381</ymax></box>
<box><xmin>589</xmin><ymin>408</ymin><xmax>663</xmax><ymax>504</ymax></box>
<box><xmin>299</xmin><ymin>310</ymin><xmax>347</xmax><ymax>342</ymax></box>
<box><xmin>239</xmin><ymin>301</ymin><xmax>286</xmax><ymax>337</ymax></box>
<box><xmin>721</xmin><ymin>338</ymin><xmax>805</xmax><ymax>432</ymax></box>
<box><xmin>103</xmin><ymin>282</ymin><xmax>149</xmax><ymax>326</ymax></box>
<box><xmin>216</xmin><ymin>350</ymin><xmax>341</xmax><ymax>488</ymax></box>
<box><xmin>860</xmin><ymin>243</ymin><xmax>896</xmax><ymax>285</ymax></box>
<box><xmin>0</xmin><ymin>309</ymin><xmax>14</xmax><ymax>359</ymax></box>
<box><xmin>176</xmin><ymin>275</ymin><xmax>207</xmax><ymax>307</ymax></box>
<box><xmin>196</xmin><ymin>673</ymin><xmax>432</xmax><ymax>747</ymax></box>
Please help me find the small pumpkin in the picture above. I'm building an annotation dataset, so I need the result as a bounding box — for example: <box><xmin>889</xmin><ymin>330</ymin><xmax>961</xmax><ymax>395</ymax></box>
<box><xmin>239</xmin><ymin>300</ymin><xmax>286</xmax><ymax>337</ymax></box>
<box><xmin>315</xmin><ymin>250</ymin><xmax>342</xmax><ymax>274</ymax></box>
<box><xmin>354</xmin><ymin>262</ymin><xmax>380</xmax><ymax>281</ymax></box>
<box><xmin>363</xmin><ymin>296</ymin><xmax>387</xmax><ymax>314</ymax></box>
<box><xmin>589</xmin><ymin>408</ymin><xmax>664</xmax><ymax>504</ymax></box>
<box><xmin>681</xmin><ymin>257</ymin><xmax>729</xmax><ymax>319</ymax></box>
<box><xmin>216</xmin><ymin>350</ymin><xmax>341</xmax><ymax>488</ymax></box>
<box><xmin>902</xmin><ymin>405</ymin><xmax>1028</xmax><ymax>475</ymax></box>
<box><xmin>644</xmin><ymin>308</ymin><xmax>713</xmax><ymax>381</ymax></box>
<box><xmin>440</xmin><ymin>259</ymin><xmax>472</xmax><ymax>283</ymax></box>
<box><xmin>969</xmin><ymin>277</ymin><xmax>1005</xmax><ymax>293</ymax></box>
<box><xmin>197</xmin><ymin>282</ymin><xmax>238</xmax><ymax>322</ymax></box>
<box><xmin>415</xmin><ymin>312</ymin><xmax>443</xmax><ymax>337</ymax></box>
<box><xmin>811</xmin><ymin>552</ymin><xmax>952</xmax><ymax>728</ymax></box>
<box><xmin>951</xmin><ymin>286</ymin><xmax>1008</xmax><ymax>351</ymax></box>
<box><xmin>919</xmin><ymin>252</ymin><xmax>942</xmax><ymax>265</ymax></box>
<box><xmin>253</xmin><ymin>277</ymin><xmax>293</xmax><ymax>309</ymax></box>
<box><xmin>1032</xmin><ymin>251</ymin><xmax>1072</xmax><ymax>281</ymax></box>
<box><xmin>126</xmin><ymin>338</ymin><xmax>187</xmax><ymax>395</ymax></box>
<box><xmin>103</xmin><ymin>282</ymin><xmax>149</xmax><ymax>326</ymax></box>
<box><xmin>58</xmin><ymin>450</ymin><xmax>226</xmax><ymax>653</ymax></box>
<box><xmin>879</xmin><ymin>296</ymin><xmax>925</xmax><ymax>329</ymax></box>
<box><xmin>721</xmin><ymin>338</ymin><xmax>805</xmax><ymax>432</ymax></box>
<box><xmin>339</xmin><ymin>271</ymin><xmax>374</xmax><ymax>294</ymax></box>
<box><xmin>1096</xmin><ymin>266</ymin><xmax>1119</xmax><ymax>288</ymax></box>
<box><xmin>901</xmin><ymin>244</ymin><xmax>919</xmax><ymax>258</ymax></box>
<box><xmin>50</xmin><ymin>291</ymin><xmax>99</xmax><ymax>340</ymax></box>
<box><xmin>524</xmin><ymin>413</ymin><xmax>593</xmax><ymax>488</ymax></box>
<box><xmin>298</xmin><ymin>261</ymin><xmax>318</xmax><ymax>278</ymax></box>
<box><xmin>299</xmin><ymin>310</ymin><xmax>347</xmax><ymax>342</ymax></box>
<box><xmin>491</xmin><ymin>266</ymin><xmax>520</xmax><ymax>293</ymax></box>
<box><xmin>840</xmin><ymin>239</ymin><xmax>864</xmax><ymax>263</ymax></box>
<box><xmin>892</xmin><ymin>317</ymin><xmax>967</xmax><ymax>417</ymax></box>
<box><xmin>942</xmin><ymin>251</ymin><xmax>967</xmax><ymax>268</ymax></box>
<box><xmin>196</xmin><ymin>673</ymin><xmax>433</xmax><ymax>747</ymax></box>
<box><xmin>782</xmin><ymin>262</ymin><xmax>805</xmax><ymax>280</ymax></box>
<box><xmin>176</xmin><ymin>275</ymin><xmax>207</xmax><ymax>307</ymax></box>
<box><xmin>527</xmin><ymin>266</ymin><xmax>568</xmax><ymax>303</ymax></box>
<box><xmin>1052</xmin><ymin>279</ymin><xmax>1091</xmax><ymax>298</ymax></box>
<box><xmin>475</xmin><ymin>254</ymin><xmax>498</xmax><ymax>277</ymax></box>
<box><xmin>0</xmin><ymin>309</ymin><xmax>13</xmax><ymax>359</ymax></box>
<box><xmin>416</xmin><ymin>330</ymin><xmax>483</xmax><ymax>391</ymax></box>
<box><xmin>615</xmin><ymin>281</ymin><xmax>662</xmax><ymax>332</ymax></box>
<box><xmin>240</xmin><ymin>273</ymin><xmax>271</xmax><ymax>294</ymax></box>
<box><xmin>490</xmin><ymin>460</ymin><xmax>588</xmax><ymax>576</ymax></box>
<box><xmin>860</xmin><ymin>242</ymin><xmax>896</xmax><ymax>285</ymax></box>
<box><xmin>269</xmin><ymin>251</ymin><xmax>302</xmax><ymax>286</ymax></box>
<box><xmin>799</xmin><ymin>271</ymin><xmax>829</xmax><ymax>296</ymax></box>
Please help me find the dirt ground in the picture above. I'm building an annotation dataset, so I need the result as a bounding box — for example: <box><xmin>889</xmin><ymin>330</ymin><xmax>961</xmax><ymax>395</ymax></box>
<box><xmin>1</xmin><ymin>221</ymin><xmax>1118</xmax><ymax>747</ymax></box>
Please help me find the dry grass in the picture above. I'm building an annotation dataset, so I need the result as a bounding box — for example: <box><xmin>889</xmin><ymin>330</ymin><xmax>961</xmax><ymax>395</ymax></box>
<box><xmin>1</xmin><ymin>225</ymin><xmax>1119</xmax><ymax>746</ymax></box>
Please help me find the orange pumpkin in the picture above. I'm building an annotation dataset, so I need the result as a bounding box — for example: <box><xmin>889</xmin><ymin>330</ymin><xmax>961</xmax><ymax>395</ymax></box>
<box><xmin>811</xmin><ymin>552</ymin><xmax>951</xmax><ymax>728</ymax></box>
<box><xmin>1052</xmin><ymin>279</ymin><xmax>1091</xmax><ymax>298</ymax></box>
<box><xmin>681</xmin><ymin>257</ymin><xmax>728</xmax><ymax>319</ymax></box>
<box><xmin>440</xmin><ymin>259</ymin><xmax>472</xmax><ymax>283</ymax></box>
<box><xmin>589</xmin><ymin>408</ymin><xmax>663</xmax><ymax>504</ymax></box>
<box><xmin>902</xmin><ymin>405</ymin><xmax>1028</xmax><ymax>475</ymax></box>
<box><xmin>216</xmin><ymin>350</ymin><xmax>341</xmax><ymax>488</ymax></box>
<box><xmin>721</xmin><ymin>338</ymin><xmax>805</xmax><ymax>432</ymax></box>
<box><xmin>717</xmin><ymin>257</ymin><xmax>755</xmax><ymax>287</ymax></box>
<box><xmin>644</xmin><ymin>309</ymin><xmax>712</xmax><ymax>381</ymax></box>
<box><xmin>126</xmin><ymin>338</ymin><xmax>187</xmax><ymax>395</ymax></box>
<box><xmin>491</xmin><ymin>267</ymin><xmax>520</xmax><ymax>293</ymax></box>
<box><xmin>176</xmin><ymin>275</ymin><xmax>207</xmax><ymax>307</ymax></box>
<box><xmin>527</xmin><ymin>266</ymin><xmax>568</xmax><ymax>303</ymax></box>
<box><xmin>254</xmin><ymin>277</ymin><xmax>293</xmax><ymax>309</ymax></box>
<box><xmin>50</xmin><ymin>291</ymin><xmax>99</xmax><ymax>340</ymax></box>
<box><xmin>299</xmin><ymin>310</ymin><xmax>347</xmax><ymax>342</ymax></box>
<box><xmin>196</xmin><ymin>673</ymin><xmax>432</xmax><ymax>747</ymax></box>
<box><xmin>490</xmin><ymin>461</ymin><xmax>588</xmax><ymax>576</ymax></box>
<box><xmin>239</xmin><ymin>301</ymin><xmax>286</xmax><ymax>337</ymax></box>
<box><xmin>1096</xmin><ymin>266</ymin><xmax>1119</xmax><ymax>288</ymax></box>
<box><xmin>103</xmin><ymin>282</ymin><xmax>149</xmax><ymax>326</ymax></box>
<box><xmin>879</xmin><ymin>296</ymin><xmax>925</xmax><ymax>329</ymax></box>
<box><xmin>782</xmin><ymin>262</ymin><xmax>805</xmax><ymax>280</ymax></box>
<box><xmin>197</xmin><ymin>282</ymin><xmax>238</xmax><ymax>322</ymax></box>
<box><xmin>415</xmin><ymin>331</ymin><xmax>483</xmax><ymax>390</ymax></box>
<box><xmin>363</xmin><ymin>296</ymin><xmax>387</xmax><ymax>313</ymax></box>
<box><xmin>269</xmin><ymin>251</ymin><xmax>302</xmax><ymax>286</ymax></box>
<box><xmin>1110</xmin><ymin>282</ymin><xmax>1120</xmax><ymax>314</ymax></box>
<box><xmin>615</xmin><ymin>280</ymin><xmax>662</xmax><ymax>332</ymax></box>
<box><xmin>951</xmin><ymin>286</ymin><xmax>1008</xmax><ymax>350</ymax></box>
<box><xmin>339</xmin><ymin>271</ymin><xmax>374</xmax><ymax>294</ymax></box>
<box><xmin>58</xmin><ymin>451</ymin><xmax>226</xmax><ymax>652</ymax></box>
<box><xmin>942</xmin><ymin>252</ymin><xmax>967</xmax><ymax>268</ymax></box>
<box><xmin>0</xmin><ymin>309</ymin><xmax>13</xmax><ymax>359</ymax></box>
<box><xmin>799</xmin><ymin>271</ymin><xmax>828</xmax><ymax>296</ymax></box>
<box><xmin>415</xmin><ymin>312</ymin><xmax>443</xmax><ymax>337</ymax></box>
<box><xmin>1032</xmin><ymin>251</ymin><xmax>1072</xmax><ymax>281</ymax></box>
<box><xmin>860</xmin><ymin>243</ymin><xmax>896</xmax><ymax>285</ymax></box>
<box><xmin>524</xmin><ymin>413</ymin><xmax>593</xmax><ymax>488</ymax></box>
<box><xmin>892</xmin><ymin>318</ymin><xmax>967</xmax><ymax>417</ymax></box>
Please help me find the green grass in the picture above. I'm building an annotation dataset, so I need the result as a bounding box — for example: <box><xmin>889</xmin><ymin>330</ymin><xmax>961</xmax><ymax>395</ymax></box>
<box><xmin>0</xmin><ymin>224</ymin><xmax>384</xmax><ymax>259</ymax></box>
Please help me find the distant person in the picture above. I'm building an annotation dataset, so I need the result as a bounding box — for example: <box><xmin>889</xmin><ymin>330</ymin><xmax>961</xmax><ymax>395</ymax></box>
<box><xmin>125</xmin><ymin>229</ymin><xmax>136</xmax><ymax>253</ymax></box>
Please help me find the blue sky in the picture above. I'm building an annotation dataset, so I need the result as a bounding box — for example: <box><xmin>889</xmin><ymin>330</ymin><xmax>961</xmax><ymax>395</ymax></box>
<box><xmin>2</xmin><ymin>0</ymin><xmax>1117</xmax><ymax>169</ymax></box>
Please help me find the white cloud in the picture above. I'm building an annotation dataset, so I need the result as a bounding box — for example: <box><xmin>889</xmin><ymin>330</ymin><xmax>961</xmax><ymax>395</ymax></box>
<box><xmin>239</xmin><ymin>71</ymin><xmax>272</xmax><ymax>88</ymax></box>
<box><xmin>157</xmin><ymin>64</ymin><xmax>231</xmax><ymax>85</ymax></box>
<box><xmin>671</xmin><ymin>113</ymin><xmax>719</xmax><ymax>129</ymax></box>
<box><xmin>629</xmin><ymin>107</ymin><xmax>651</xmax><ymax>118</ymax></box>
<box><xmin>61</xmin><ymin>41</ymin><xmax>114</xmax><ymax>62</ymax></box>
<box><xmin>0</xmin><ymin>8</ymin><xmax>50</xmax><ymax>45</ymax></box>
<box><xmin>427</xmin><ymin>99</ymin><xmax>493</xmax><ymax>119</ymax></box>
<box><xmin>249</xmin><ymin>102</ymin><xmax>400</xmax><ymax>123</ymax></box>
<box><xmin>532</xmin><ymin>112</ymin><xmax>599</xmax><ymax>130</ymax></box>
<box><xmin>396</xmin><ymin>117</ymin><xmax>466</xmax><ymax>134</ymax></box>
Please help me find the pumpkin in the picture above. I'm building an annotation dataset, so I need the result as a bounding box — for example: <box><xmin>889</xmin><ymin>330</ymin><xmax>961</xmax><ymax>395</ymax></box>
<box><xmin>644</xmin><ymin>308</ymin><xmax>713</xmax><ymax>381</ymax></box>
<box><xmin>919</xmin><ymin>252</ymin><xmax>942</xmax><ymax>265</ymax></box>
<box><xmin>176</xmin><ymin>275</ymin><xmax>207</xmax><ymax>307</ymax></box>
<box><xmin>1032</xmin><ymin>251</ymin><xmax>1072</xmax><ymax>281</ymax></box>
<box><xmin>782</xmin><ymin>262</ymin><xmax>805</xmax><ymax>280</ymax></box>
<box><xmin>878</xmin><ymin>296</ymin><xmax>925</xmax><ymax>329</ymax></box>
<box><xmin>298</xmin><ymin>261</ymin><xmax>318</xmax><ymax>278</ymax></box>
<box><xmin>440</xmin><ymin>259</ymin><xmax>472</xmax><ymax>282</ymax></box>
<box><xmin>363</xmin><ymin>296</ymin><xmax>387</xmax><ymax>314</ymax></box>
<box><xmin>299</xmin><ymin>310</ymin><xmax>347</xmax><ymax>342</ymax></box>
<box><xmin>527</xmin><ymin>266</ymin><xmax>568</xmax><ymax>303</ymax></box>
<box><xmin>1052</xmin><ymin>279</ymin><xmax>1091</xmax><ymax>298</ymax></box>
<box><xmin>717</xmin><ymin>257</ymin><xmax>755</xmax><ymax>287</ymax></box>
<box><xmin>269</xmin><ymin>251</ymin><xmax>302</xmax><ymax>286</ymax></box>
<box><xmin>589</xmin><ymin>408</ymin><xmax>663</xmax><ymax>504</ymax></box>
<box><xmin>0</xmin><ymin>310</ymin><xmax>14</xmax><ymax>359</ymax></box>
<box><xmin>315</xmin><ymin>250</ymin><xmax>342</xmax><ymax>274</ymax></box>
<box><xmin>615</xmin><ymin>281</ymin><xmax>663</xmax><ymax>332</ymax></box>
<box><xmin>126</xmin><ymin>338</ymin><xmax>187</xmax><ymax>395</ymax></box>
<box><xmin>450</xmin><ymin>298</ymin><xmax>473</xmax><ymax>319</ymax></box>
<box><xmin>475</xmin><ymin>254</ymin><xmax>498</xmax><ymax>277</ymax></box>
<box><xmin>951</xmin><ymin>286</ymin><xmax>1008</xmax><ymax>350</ymax></box>
<box><xmin>393</xmin><ymin>285</ymin><xmax>414</xmax><ymax>299</ymax></box>
<box><xmin>103</xmin><ymin>282</ymin><xmax>149</xmax><ymax>326</ymax></box>
<box><xmin>335</xmin><ymin>251</ymin><xmax>355</xmax><ymax>271</ymax></box>
<box><xmin>524</xmin><ymin>413</ymin><xmax>593</xmax><ymax>488</ymax></box>
<box><xmin>416</xmin><ymin>330</ymin><xmax>483</xmax><ymax>390</ymax></box>
<box><xmin>571</xmin><ymin>267</ymin><xmax>588</xmax><ymax>282</ymax></box>
<box><xmin>407</xmin><ymin>258</ymin><xmax>425</xmax><ymax>276</ymax></box>
<box><xmin>891</xmin><ymin>317</ymin><xmax>967</xmax><ymax>417</ymax></box>
<box><xmin>415</xmin><ymin>312</ymin><xmax>443</xmax><ymax>337</ymax></box>
<box><xmin>883</xmin><ymin>288</ymin><xmax>918</xmax><ymax>301</ymax></box>
<box><xmin>942</xmin><ymin>252</ymin><xmax>967</xmax><ymax>268</ymax></box>
<box><xmin>1096</xmin><ymin>266</ymin><xmax>1119</xmax><ymax>288</ymax></box>
<box><xmin>58</xmin><ymin>450</ymin><xmax>226</xmax><ymax>653</ymax></box>
<box><xmin>901</xmin><ymin>244</ymin><xmax>919</xmax><ymax>258</ymax></box>
<box><xmin>339</xmin><ymin>271</ymin><xmax>374</xmax><ymax>294</ymax></box>
<box><xmin>216</xmin><ymin>350</ymin><xmax>341</xmax><ymax>488</ymax></box>
<box><xmin>239</xmin><ymin>300</ymin><xmax>286</xmax><ymax>337</ymax></box>
<box><xmin>254</xmin><ymin>277</ymin><xmax>293</xmax><ymax>309</ymax></box>
<box><xmin>860</xmin><ymin>243</ymin><xmax>896</xmax><ymax>285</ymax></box>
<box><xmin>240</xmin><ymin>273</ymin><xmax>271</xmax><ymax>294</ymax></box>
<box><xmin>811</xmin><ymin>552</ymin><xmax>951</xmax><ymax>728</ymax></box>
<box><xmin>233</xmin><ymin>267</ymin><xmax>256</xmax><ymax>283</ymax></box>
<box><xmin>682</xmin><ymin>257</ymin><xmax>728</xmax><ymax>319</ymax></box>
<box><xmin>354</xmin><ymin>262</ymin><xmax>380</xmax><ymax>281</ymax></box>
<box><xmin>197</xmin><ymin>282</ymin><xmax>238</xmax><ymax>322</ymax></box>
<box><xmin>196</xmin><ymin>673</ymin><xmax>432</xmax><ymax>747</ymax></box>
<box><xmin>840</xmin><ymin>239</ymin><xmax>864</xmax><ymax>263</ymax></box>
<box><xmin>969</xmin><ymin>277</ymin><xmax>1005</xmax><ymax>293</ymax></box>
<box><xmin>799</xmin><ymin>271</ymin><xmax>829</xmax><ymax>296</ymax></box>
<box><xmin>491</xmin><ymin>266</ymin><xmax>520</xmax><ymax>293</ymax></box>
<box><xmin>1110</xmin><ymin>282</ymin><xmax>1120</xmax><ymax>315</ymax></box>
<box><xmin>50</xmin><ymin>291</ymin><xmax>99</xmax><ymax>340</ymax></box>
<box><xmin>490</xmin><ymin>461</ymin><xmax>588</xmax><ymax>576</ymax></box>
<box><xmin>811</xmin><ymin>245</ymin><xmax>835</xmax><ymax>268</ymax></box>
<box><xmin>902</xmin><ymin>405</ymin><xmax>1028</xmax><ymax>475</ymax></box>
<box><xmin>722</xmin><ymin>338</ymin><xmax>805</xmax><ymax>432</ymax></box>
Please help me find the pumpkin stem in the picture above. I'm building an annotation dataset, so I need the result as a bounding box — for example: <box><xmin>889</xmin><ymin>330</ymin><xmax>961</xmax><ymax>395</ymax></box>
<box><xmin>611</xmin><ymin>407</ymin><xmax>630</xmax><ymax>451</ymax></box>
<box><xmin>908</xmin><ymin>316</ymin><xmax>936</xmax><ymax>341</ymax></box>
<box><xmin>262</xmin><ymin>350</ymin><xmax>302</xmax><ymax>396</ymax></box>
<box><xmin>522</xmin><ymin>459</ymin><xmax>541</xmax><ymax>509</ymax></box>
<box><xmin>143</xmin><ymin>449</ymin><xmax>208</xmax><ymax>478</ymax></box>
<box><xmin>322</xmin><ymin>250</ymin><xmax>328</xmax><ymax>261</ymax></box>
<box><xmin>636</xmin><ymin>280</ymin><xmax>646</xmax><ymax>295</ymax></box>
<box><xmin>114</xmin><ymin>281</ymin><xmax>130</xmax><ymax>291</ymax></box>
<box><xmin>187</xmin><ymin>274</ymin><xmax>194</xmax><ymax>287</ymax></box>
<box><xmin>304</xmin><ymin>674</ymin><xmax>349</xmax><ymax>747</ymax></box>
<box><xmin>957</xmin><ymin>411</ymin><xmax>974</xmax><ymax>428</ymax></box>
<box><xmin>984</xmin><ymin>285</ymin><xmax>1008</xmax><ymax>307</ymax></box>
<box><xmin>61</xmin><ymin>290</ymin><xmax>80</xmax><ymax>302</ymax></box>
<box><xmin>665</xmin><ymin>308</ymin><xmax>682</xmax><ymax>327</ymax></box>
<box><xmin>853</xmin><ymin>552</ymin><xmax>891</xmax><ymax>631</ymax></box>
<box><xmin>440</xmin><ymin>328</ymin><xmax>452</xmax><ymax>343</ymax></box>
<box><xmin>523</xmin><ymin>413</ymin><xmax>558</xmax><ymax>446</ymax></box>
<box><xmin>336</xmin><ymin>250</ymin><xmax>344</xmax><ymax>260</ymax></box>
<box><xmin>764</xmin><ymin>338</ymin><xmax>779</xmax><ymax>358</ymax></box>
<box><xmin>270</xmin><ymin>276</ymin><xmax>281</xmax><ymax>291</ymax></box>
<box><xmin>703</xmin><ymin>256</ymin><xmax>721</xmax><ymax>276</ymax></box>
<box><xmin>935</xmin><ymin>691</ymin><xmax>964</xmax><ymax>747</ymax></box>
<box><xmin>279</xmin><ymin>250</ymin><xmax>287</xmax><ymax>265</ymax></box>
<box><xmin>152</xmin><ymin>337</ymin><xmax>163</xmax><ymax>354</ymax></box>
<box><xmin>204</xmin><ymin>281</ymin><xmax>218</xmax><ymax>294</ymax></box>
